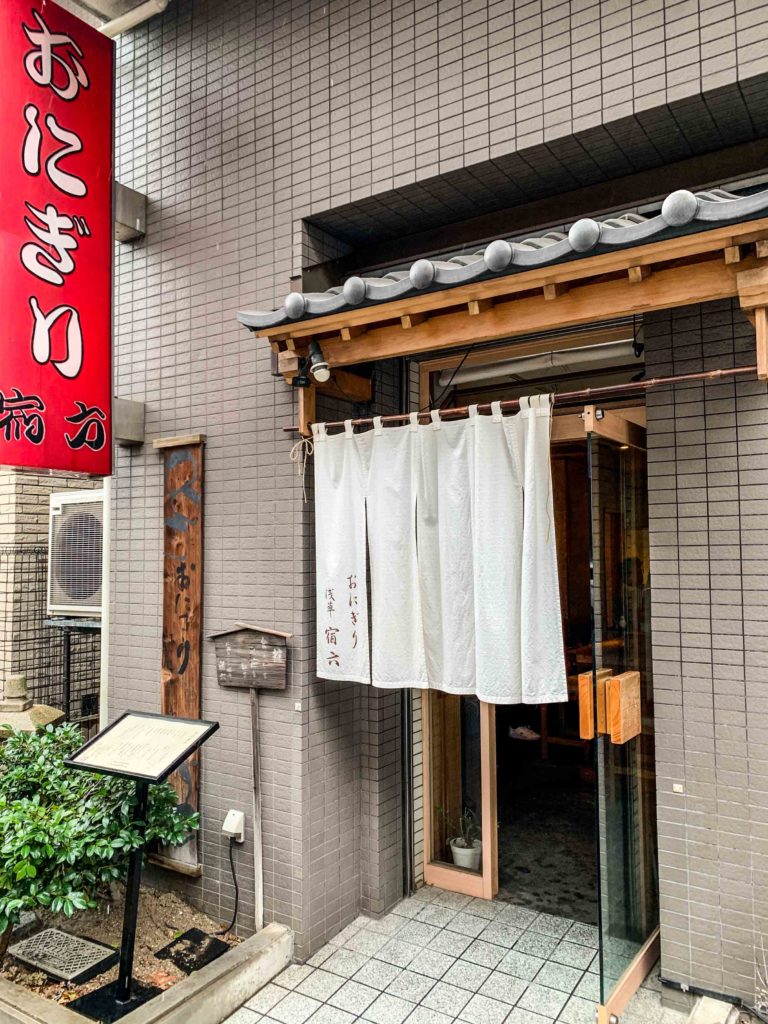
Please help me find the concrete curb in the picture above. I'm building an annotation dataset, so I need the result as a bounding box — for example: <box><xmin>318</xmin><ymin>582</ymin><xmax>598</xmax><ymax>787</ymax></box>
<box><xmin>0</xmin><ymin>923</ymin><xmax>293</xmax><ymax>1024</ymax></box>
<box><xmin>687</xmin><ymin>995</ymin><xmax>740</xmax><ymax>1024</ymax></box>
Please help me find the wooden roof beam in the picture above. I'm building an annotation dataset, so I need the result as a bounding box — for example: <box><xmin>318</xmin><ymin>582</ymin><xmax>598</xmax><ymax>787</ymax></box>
<box><xmin>318</xmin><ymin>255</ymin><xmax>745</xmax><ymax>369</ymax></box>
<box><xmin>258</xmin><ymin>215</ymin><xmax>768</xmax><ymax>345</ymax></box>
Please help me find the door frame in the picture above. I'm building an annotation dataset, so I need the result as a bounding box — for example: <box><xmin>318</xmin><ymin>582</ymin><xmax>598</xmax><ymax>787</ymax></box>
<box><xmin>416</xmin><ymin>354</ymin><xmax>657</xmax><ymax>1018</ymax></box>
<box><xmin>421</xmin><ymin>691</ymin><xmax>498</xmax><ymax>899</ymax></box>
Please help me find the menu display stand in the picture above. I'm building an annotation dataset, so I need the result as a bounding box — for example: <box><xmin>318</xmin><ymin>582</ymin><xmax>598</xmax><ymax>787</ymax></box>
<box><xmin>64</xmin><ymin>711</ymin><xmax>219</xmax><ymax>1022</ymax></box>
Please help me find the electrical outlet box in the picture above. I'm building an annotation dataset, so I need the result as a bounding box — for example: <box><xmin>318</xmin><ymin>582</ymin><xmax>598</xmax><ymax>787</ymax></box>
<box><xmin>222</xmin><ymin>809</ymin><xmax>245</xmax><ymax>843</ymax></box>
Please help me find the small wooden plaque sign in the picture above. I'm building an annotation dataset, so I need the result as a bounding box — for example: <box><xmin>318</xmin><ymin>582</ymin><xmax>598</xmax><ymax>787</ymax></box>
<box><xmin>607</xmin><ymin>670</ymin><xmax>642</xmax><ymax>744</ymax></box>
<box><xmin>209</xmin><ymin>622</ymin><xmax>292</xmax><ymax>691</ymax></box>
<box><xmin>578</xmin><ymin>667</ymin><xmax>612</xmax><ymax>740</ymax></box>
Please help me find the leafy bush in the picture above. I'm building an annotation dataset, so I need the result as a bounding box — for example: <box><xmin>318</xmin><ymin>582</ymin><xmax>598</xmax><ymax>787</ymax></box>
<box><xmin>0</xmin><ymin>722</ymin><xmax>198</xmax><ymax>949</ymax></box>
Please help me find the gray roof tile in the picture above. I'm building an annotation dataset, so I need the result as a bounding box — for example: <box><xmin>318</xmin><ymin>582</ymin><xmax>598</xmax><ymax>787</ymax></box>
<box><xmin>237</xmin><ymin>187</ymin><xmax>768</xmax><ymax>331</ymax></box>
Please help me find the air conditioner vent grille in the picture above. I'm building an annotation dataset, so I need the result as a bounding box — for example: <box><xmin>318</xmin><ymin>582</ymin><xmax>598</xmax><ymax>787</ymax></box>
<box><xmin>48</xmin><ymin>492</ymin><xmax>104</xmax><ymax>617</ymax></box>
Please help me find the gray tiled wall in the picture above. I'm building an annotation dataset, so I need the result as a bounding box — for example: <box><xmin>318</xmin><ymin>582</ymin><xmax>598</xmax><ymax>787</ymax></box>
<box><xmin>111</xmin><ymin>0</ymin><xmax>768</xmax><ymax>968</ymax></box>
<box><xmin>645</xmin><ymin>299</ymin><xmax>768</xmax><ymax>1004</ymax></box>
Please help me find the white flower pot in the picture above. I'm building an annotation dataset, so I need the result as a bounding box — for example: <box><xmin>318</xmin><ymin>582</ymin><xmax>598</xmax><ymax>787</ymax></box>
<box><xmin>449</xmin><ymin>838</ymin><xmax>482</xmax><ymax>872</ymax></box>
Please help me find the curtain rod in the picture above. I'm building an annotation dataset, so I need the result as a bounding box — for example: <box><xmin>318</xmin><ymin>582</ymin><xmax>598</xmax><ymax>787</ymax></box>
<box><xmin>295</xmin><ymin>364</ymin><xmax>757</xmax><ymax>432</ymax></box>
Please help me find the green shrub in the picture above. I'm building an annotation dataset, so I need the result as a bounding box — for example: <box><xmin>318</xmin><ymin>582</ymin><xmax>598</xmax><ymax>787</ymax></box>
<box><xmin>0</xmin><ymin>722</ymin><xmax>198</xmax><ymax>947</ymax></box>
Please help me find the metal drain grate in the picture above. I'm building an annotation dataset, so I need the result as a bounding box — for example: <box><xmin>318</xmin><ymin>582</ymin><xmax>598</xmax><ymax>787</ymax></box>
<box><xmin>9</xmin><ymin>928</ymin><xmax>118</xmax><ymax>983</ymax></box>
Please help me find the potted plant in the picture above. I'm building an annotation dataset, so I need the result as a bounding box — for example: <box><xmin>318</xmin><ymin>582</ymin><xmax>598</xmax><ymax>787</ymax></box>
<box><xmin>439</xmin><ymin>806</ymin><xmax>482</xmax><ymax>872</ymax></box>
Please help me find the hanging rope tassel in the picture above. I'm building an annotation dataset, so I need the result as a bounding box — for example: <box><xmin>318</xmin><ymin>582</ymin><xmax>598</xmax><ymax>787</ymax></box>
<box><xmin>289</xmin><ymin>436</ymin><xmax>314</xmax><ymax>502</ymax></box>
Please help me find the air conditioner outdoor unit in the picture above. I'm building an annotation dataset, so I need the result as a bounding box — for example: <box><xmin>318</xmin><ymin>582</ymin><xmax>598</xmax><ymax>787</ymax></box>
<box><xmin>47</xmin><ymin>490</ymin><xmax>105</xmax><ymax>618</ymax></box>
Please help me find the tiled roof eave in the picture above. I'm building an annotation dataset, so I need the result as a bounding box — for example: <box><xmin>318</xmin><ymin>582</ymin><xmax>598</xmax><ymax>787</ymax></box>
<box><xmin>237</xmin><ymin>187</ymin><xmax>768</xmax><ymax>332</ymax></box>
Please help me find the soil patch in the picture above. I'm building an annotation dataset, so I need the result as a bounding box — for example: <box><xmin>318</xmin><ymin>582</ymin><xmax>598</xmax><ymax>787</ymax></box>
<box><xmin>1</xmin><ymin>885</ymin><xmax>239</xmax><ymax>1008</ymax></box>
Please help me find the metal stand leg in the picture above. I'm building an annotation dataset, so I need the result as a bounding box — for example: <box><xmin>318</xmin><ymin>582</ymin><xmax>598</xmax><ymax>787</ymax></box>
<box><xmin>63</xmin><ymin>628</ymin><xmax>71</xmax><ymax>722</ymax></box>
<box><xmin>116</xmin><ymin>780</ymin><xmax>149</xmax><ymax>1004</ymax></box>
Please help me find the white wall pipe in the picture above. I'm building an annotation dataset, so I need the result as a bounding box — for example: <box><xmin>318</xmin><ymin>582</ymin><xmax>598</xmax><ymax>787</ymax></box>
<box><xmin>99</xmin><ymin>0</ymin><xmax>170</xmax><ymax>38</ymax></box>
<box><xmin>99</xmin><ymin>474</ymin><xmax>111</xmax><ymax>730</ymax></box>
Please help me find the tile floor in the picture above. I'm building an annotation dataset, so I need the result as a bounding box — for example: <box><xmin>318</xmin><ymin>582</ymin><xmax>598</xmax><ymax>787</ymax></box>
<box><xmin>225</xmin><ymin>886</ymin><xmax>682</xmax><ymax>1024</ymax></box>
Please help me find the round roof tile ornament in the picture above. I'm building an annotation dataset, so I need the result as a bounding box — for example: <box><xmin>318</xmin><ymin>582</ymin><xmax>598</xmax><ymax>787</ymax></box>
<box><xmin>342</xmin><ymin>276</ymin><xmax>366</xmax><ymax>305</ymax></box>
<box><xmin>662</xmin><ymin>189</ymin><xmax>698</xmax><ymax>226</ymax></box>
<box><xmin>284</xmin><ymin>291</ymin><xmax>306</xmax><ymax>320</ymax></box>
<box><xmin>569</xmin><ymin>218</ymin><xmax>600</xmax><ymax>252</ymax></box>
<box><xmin>484</xmin><ymin>239</ymin><xmax>513</xmax><ymax>272</ymax></box>
<box><xmin>410</xmin><ymin>259</ymin><xmax>435</xmax><ymax>289</ymax></box>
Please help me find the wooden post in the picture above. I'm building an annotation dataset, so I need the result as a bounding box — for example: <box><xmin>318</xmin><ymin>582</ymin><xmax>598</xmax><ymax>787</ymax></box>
<box><xmin>157</xmin><ymin>438</ymin><xmax>204</xmax><ymax>871</ymax></box>
<box><xmin>298</xmin><ymin>384</ymin><xmax>316</xmax><ymax>437</ymax></box>
<box><xmin>755</xmin><ymin>306</ymin><xmax>768</xmax><ymax>380</ymax></box>
<box><xmin>250</xmin><ymin>689</ymin><xmax>264</xmax><ymax>929</ymax></box>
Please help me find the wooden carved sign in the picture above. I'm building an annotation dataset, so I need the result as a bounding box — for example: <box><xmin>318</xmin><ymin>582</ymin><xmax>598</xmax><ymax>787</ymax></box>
<box><xmin>210</xmin><ymin>624</ymin><xmax>290</xmax><ymax>690</ymax></box>
<box><xmin>160</xmin><ymin>442</ymin><xmax>203</xmax><ymax>870</ymax></box>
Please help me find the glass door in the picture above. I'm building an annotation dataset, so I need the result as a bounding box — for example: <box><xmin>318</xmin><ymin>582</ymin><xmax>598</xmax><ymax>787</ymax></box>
<box><xmin>587</xmin><ymin>429</ymin><xmax>660</xmax><ymax>1017</ymax></box>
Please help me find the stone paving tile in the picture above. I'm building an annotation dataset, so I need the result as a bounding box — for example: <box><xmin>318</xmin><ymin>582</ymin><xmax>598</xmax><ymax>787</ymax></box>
<box><xmin>376</xmin><ymin>939</ymin><xmax>422</xmax><ymax>969</ymax></box>
<box><xmin>403</xmin><ymin>1007</ymin><xmax>454</xmax><ymax>1024</ymax></box>
<box><xmin>504</xmin><ymin>1009</ymin><xmax>555</xmax><ymax>1024</ymax></box>
<box><xmin>563</xmin><ymin>923</ymin><xmax>599</xmax><ymax>948</ymax></box>
<box><xmin>558</xmin><ymin>994</ymin><xmax>596</xmax><ymax>1024</ymax></box>
<box><xmin>224</xmin><ymin>1010</ymin><xmax>260</xmax><ymax>1024</ymax></box>
<box><xmin>513</xmin><ymin>930</ymin><xmax>560</xmax><ymax>959</ymax></box>
<box><xmin>497</xmin><ymin>905</ymin><xmax>539</xmax><ymax>930</ymax></box>
<box><xmin>308</xmin><ymin>946</ymin><xmax>336</xmax><ymax>968</ymax></box>
<box><xmin>345</xmin><ymin>931</ymin><xmax>389</xmax><ymax>957</ymax></box>
<box><xmin>400</xmin><ymin>921</ymin><xmax>441</xmax><ymax>947</ymax></box>
<box><xmin>420</xmin><ymin>979</ymin><xmax>472</xmax><ymax>1016</ymax></box>
<box><xmin>390</xmin><ymin>899</ymin><xmax>423</xmax><ymax>920</ymax></box>
<box><xmin>323</xmin><ymin>949</ymin><xmax>371</xmax><ymax>979</ymax></box>
<box><xmin>497</xmin><ymin>949</ymin><xmax>545</xmax><ymax>981</ymax></box>
<box><xmin>573</xmin><ymin>971</ymin><xmax>600</xmax><ymax>1001</ymax></box>
<box><xmin>426</xmin><ymin>930</ymin><xmax>473</xmax><ymax>958</ymax></box>
<box><xmin>407</xmin><ymin>947</ymin><xmax>456</xmax><ymax>980</ymax></box>
<box><xmin>327</xmin><ymin>980</ymin><xmax>379</xmax><ymax>1016</ymax></box>
<box><xmin>459</xmin><ymin>992</ymin><xmax>510</xmax><ymax>1024</ymax></box>
<box><xmin>441</xmin><ymin>959</ymin><xmax>491</xmax><ymax>992</ymax></box>
<box><xmin>529</xmin><ymin>914</ymin><xmax>573</xmax><ymax>939</ymax></box>
<box><xmin>412</xmin><ymin>887</ymin><xmax>439</xmax><ymax>902</ymax></box>
<box><xmin>464</xmin><ymin>896</ymin><xmax>505</xmax><ymax>920</ymax></box>
<box><xmin>227</xmin><ymin>891</ymin><xmax>628</xmax><ymax>1024</ymax></box>
<box><xmin>361</xmin><ymin>992</ymin><xmax>413</xmax><ymax>1024</ymax></box>
<box><xmin>329</xmin><ymin>924</ymin><xmax>363</xmax><ymax>947</ymax></box>
<box><xmin>444</xmin><ymin>912</ymin><xmax>487</xmax><ymax>938</ymax></box>
<box><xmin>366</xmin><ymin>915</ymin><xmax>408</xmax><ymax>937</ymax></box>
<box><xmin>548</xmin><ymin>941</ymin><xmax>595</xmax><ymax>970</ymax></box>
<box><xmin>246</xmin><ymin>982</ymin><xmax>288</xmax><ymax>1014</ymax></box>
<box><xmin>517</xmin><ymin>982</ymin><xmax>568</xmax><ymax>1019</ymax></box>
<box><xmin>461</xmin><ymin>937</ymin><xmax>506</xmax><ymax>968</ymax></box>
<box><xmin>385</xmin><ymin>969</ymin><xmax>436</xmax><ymax>1004</ymax></box>
<box><xmin>353</xmin><ymin>958</ymin><xmax>402</xmax><ymax>991</ymax></box>
<box><xmin>478</xmin><ymin>920</ymin><xmax>523</xmax><ymax>948</ymax></box>
<box><xmin>277</xmin><ymin>965</ymin><xmax>316</xmax><ymax>990</ymax></box>
<box><xmin>532</xmin><ymin>960</ymin><xmax>583</xmax><ymax>993</ymax></box>
<box><xmin>306</xmin><ymin>1008</ymin><xmax>356</xmax><ymax>1024</ymax></box>
<box><xmin>415</xmin><ymin>904</ymin><xmax>457</xmax><ymax>928</ymax></box>
<box><xmin>478</xmin><ymin>970</ymin><xmax>527</xmax><ymax>1005</ymax></box>
<box><xmin>296</xmin><ymin>969</ymin><xmax>346</xmax><ymax>1002</ymax></box>
<box><xmin>270</xmin><ymin>991</ymin><xmax>323</xmax><ymax>1024</ymax></box>
<box><xmin>432</xmin><ymin>890</ymin><xmax>472</xmax><ymax>911</ymax></box>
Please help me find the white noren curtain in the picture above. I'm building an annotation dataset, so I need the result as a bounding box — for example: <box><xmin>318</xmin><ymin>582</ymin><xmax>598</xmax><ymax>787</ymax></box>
<box><xmin>313</xmin><ymin>397</ymin><xmax>567</xmax><ymax>704</ymax></box>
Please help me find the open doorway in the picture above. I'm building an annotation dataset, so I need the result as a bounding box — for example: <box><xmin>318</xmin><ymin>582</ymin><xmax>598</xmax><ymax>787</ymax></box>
<box><xmin>494</xmin><ymin>442</ymin><xmax>597</xmax><ymax>925</ymax></box>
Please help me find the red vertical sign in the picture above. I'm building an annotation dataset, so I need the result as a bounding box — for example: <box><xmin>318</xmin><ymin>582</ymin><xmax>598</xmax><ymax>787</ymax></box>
<box><xmin>0</xmin><ymin>1</ymin><xmax>113</xmax><ymax>476</ymax></box>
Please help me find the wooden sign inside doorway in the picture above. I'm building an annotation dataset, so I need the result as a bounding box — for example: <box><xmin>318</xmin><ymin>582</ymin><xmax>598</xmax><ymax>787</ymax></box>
<box><xmin>154</xmin><ymin>436</ymin><xmax>205</xmax><ymax>872</ymax></box>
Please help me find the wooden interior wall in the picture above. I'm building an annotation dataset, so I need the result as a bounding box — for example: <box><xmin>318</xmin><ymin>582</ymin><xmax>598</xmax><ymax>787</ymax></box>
<box><xmin>428</xmin><ymin>691</ymin><xmax>462</xmax><ymax>861</ymax></box>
